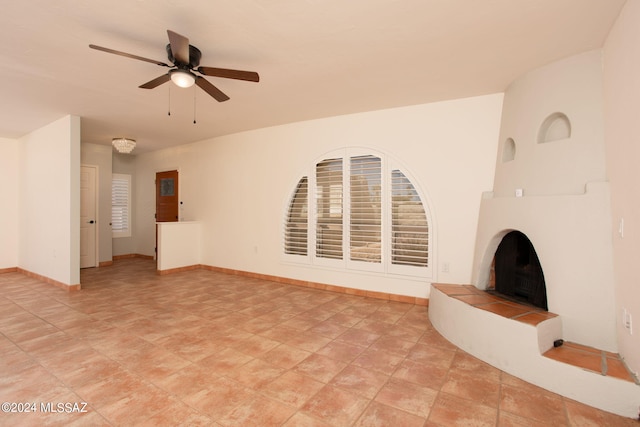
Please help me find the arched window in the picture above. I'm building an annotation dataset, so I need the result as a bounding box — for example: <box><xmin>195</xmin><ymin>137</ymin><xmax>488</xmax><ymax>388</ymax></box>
<box><xmin>283</xmin><ymin>150</ymin><xmax>432</xmax><ymax>277</ymax></box>
<box><xmin>284</xmin><ymin>177</ymin><xmax>308</xmax><ymax>255</ymax></box>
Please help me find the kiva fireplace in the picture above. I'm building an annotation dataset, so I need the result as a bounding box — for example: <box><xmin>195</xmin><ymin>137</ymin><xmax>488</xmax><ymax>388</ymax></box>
<box><xmin>471</xmin><ymin>50</ymin><xmax>617</xmax><ymax>352</ymax></box>
<box><xmin>429</xmin><ymin>48</ymin><xmax>638</xmax><ymax>419</ymax></box>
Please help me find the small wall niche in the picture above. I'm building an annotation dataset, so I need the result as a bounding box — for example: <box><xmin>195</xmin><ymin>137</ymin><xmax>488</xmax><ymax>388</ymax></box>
<box><xmin>502</xmin><ymin>138</ymin><xmax>516</xmax><ymax>162</ymax></box>
<box><xmin>538</xmin><ymin>112</ymin><xmax>571</xmax><ymax>143</ymax></box>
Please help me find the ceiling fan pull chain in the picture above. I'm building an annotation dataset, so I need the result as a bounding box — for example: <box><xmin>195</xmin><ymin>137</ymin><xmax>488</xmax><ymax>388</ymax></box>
<box><xmin>193</xmin><ymin>85</ymin><xmax>197</xmax><ymax>124</ymax></box>
<box><xmin>168</xmin><ymin>85</ymin><xmax>171</xmax><ymax>116</ymax></box>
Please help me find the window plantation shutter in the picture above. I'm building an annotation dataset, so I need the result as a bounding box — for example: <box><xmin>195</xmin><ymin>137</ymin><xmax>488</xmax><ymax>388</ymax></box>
<box><xmin>112</xmin><ymin>174</ymin><xmax>131</xmax><ymax>237</ymax></box>
<box><xmin>284</xmin><ymin>177</ymin><xmax>308</xmax><ymax>255</ymax></box>
<box><xmin>391</xmin><ymin>169</ymin><xmax>428</xmax><ymax>267</ymax></box>
<box><xmin>316</xmin><ymin>158</ymin><xmax>343</xmax><ymax>259</ymax></box>
<box><xmin>350</xmin><ymin>155</ymin><xmax>382</xmax><ymax>263</ymax></box>
<box><xmin>283</xmin><ymin>150</ymin><xmax>432</xmax><ymax>277</ymax></box>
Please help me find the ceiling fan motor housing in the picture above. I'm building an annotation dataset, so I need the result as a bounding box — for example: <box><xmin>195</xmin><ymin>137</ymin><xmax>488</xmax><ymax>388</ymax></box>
<box><xmin>166</xmin><ymin>44</ymin><xmax>202</xmax><ymax>69</ymax></box>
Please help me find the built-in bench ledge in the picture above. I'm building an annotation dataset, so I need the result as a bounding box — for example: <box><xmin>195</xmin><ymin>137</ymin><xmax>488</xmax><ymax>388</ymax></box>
<box><xmin>432</xmin><ymin>283</ymin><xmax>637</xmax><ymax>383</ymax></box>
<box><xmin>544</xmin><ymin>341</ymin><xmax>638</xmax><ymax>384</ymax></box>
<box><xmin>429</xmin><ymin>283</ymin><xmax>640</xmax><ymax>418</ymax></box>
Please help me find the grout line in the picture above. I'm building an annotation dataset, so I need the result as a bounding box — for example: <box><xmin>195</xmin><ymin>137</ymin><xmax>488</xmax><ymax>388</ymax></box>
<box><xmin>620</xmin><ymin>356</ymin><xmax>640</xmax><ymax>385</ymax></box>
<box><xmin>510</xmin><ymin>311</ymin><xmax>538</xmax><ymax>320</ymax></box>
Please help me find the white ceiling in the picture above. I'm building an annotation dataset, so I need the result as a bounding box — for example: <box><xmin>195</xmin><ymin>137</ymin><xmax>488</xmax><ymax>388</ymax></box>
<box><xmin>0</xmin><ymin>0</ymin><xmax>626</xmax><ymax>153</ymax></box>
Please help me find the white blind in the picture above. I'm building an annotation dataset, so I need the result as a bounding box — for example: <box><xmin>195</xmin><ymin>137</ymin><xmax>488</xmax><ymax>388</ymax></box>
<box><xmin>112</xmin><ymin>174</ymin><xmax>131</xmax><ymax>237</ymax></box>
<box><xmin>316</xmin><ymin>158</ymin><xmax>343</xmax><ymax>260</ymax></box>
<box><xmin>391</xmin><ymin>169</ymin><xmax>428</xmax><ymax>267</ymax></box>
<box><xmin>283</xmin><ymin>151</ymin><xmax>431</xmax><ymax>277</ymax></box>
<box><xmin>350</xmin><ymin>155</ymin><xmax>381</xmax><ymax>263</ymax></box>
<box><xmin>284</xmin><ymin>177</ymin><xmax>308</xmax><ymax>255</ymax></box>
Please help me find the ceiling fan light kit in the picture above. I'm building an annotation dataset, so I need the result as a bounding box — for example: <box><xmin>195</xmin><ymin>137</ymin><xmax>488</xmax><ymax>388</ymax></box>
<box><xmin>169</xmin><ymin>69</ymin><xmax>196</xmax><ymax>88</ymax></box>
<box><xmin>89</xmin><ymin>30</ymin><xmax>259</xmax><ymax>103</ymax></box>
<box><xmin>112</xmin><ymin>137</ymin><xmax>136</xmax><ymax>153</ymax></box>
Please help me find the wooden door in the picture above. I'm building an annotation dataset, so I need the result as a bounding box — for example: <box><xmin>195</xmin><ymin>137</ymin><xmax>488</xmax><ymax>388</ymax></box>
<box><xmin>155</xmin><ymin>170</ymin><xmax>179</xmax><ymax>259</ymax></box>
<box><xmin>156</xmin><ymin>170</ymin><xmax>179</xmax><ymax>222</ymax></box>
<box><xmin>80</xmin><ymin>165</ymin><xmax>97</xmax><ymax>268</ymax></box>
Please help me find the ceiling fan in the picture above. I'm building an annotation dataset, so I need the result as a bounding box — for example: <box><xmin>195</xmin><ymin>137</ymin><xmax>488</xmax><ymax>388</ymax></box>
<box><xmin>89</xmin><ymin>30</ymin><xmax>259</xmax><ymax>102</ymax></box>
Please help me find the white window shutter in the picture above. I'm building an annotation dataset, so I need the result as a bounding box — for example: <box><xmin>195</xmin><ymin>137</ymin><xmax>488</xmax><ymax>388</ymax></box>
<box><xmin>350</xmin><ymin>155</ymin><xmax>382</xmax><ymax>263</ymax></box>
<box><xmin>283</xmin><ymin>151</ymin><xmax>431</xmax><ymax>277</ymax></box>
<box><xmin>284</xmin><ymin>177</ymin><xmax>308</xmax><ymax>255</ymax></box>
<box><xmin>316</xmin><ymin>158</ymin><xmax>343</xmax><ymax>260</ymax></box>
<box><xmin>391</xmin><ymin>169</ymin><xmax>428</xmax><ymax>267</ymax></box>
<box><xmin>112</xmin><ymin>174</ymin><xmax>131</xmax><ymax>238</ymax></box>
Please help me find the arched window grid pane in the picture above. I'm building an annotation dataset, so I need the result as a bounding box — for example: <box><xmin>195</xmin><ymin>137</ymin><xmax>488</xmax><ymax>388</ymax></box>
<box><xmin>315</xmin><ymin>158</ymin><xmax>343</xmax><ymax>260</ymax></box>
<box><xmin>283</xmin><ymin>150</ymin><xmax>432</xmax><ymax>278</ymax></box>
<box><xmin>391</xmin><ymin>170</ymin><xmax>429</xmax><ymax>268</ymax></box>
<box><xmin>284</xmin><ymin>177</ymin><xmax>308</xmax><ymax>256</ymax></box>
<box><xmin>349</xmin><ymin>155</ymin><xmax>382</xmax><ymax>263</ymax></box>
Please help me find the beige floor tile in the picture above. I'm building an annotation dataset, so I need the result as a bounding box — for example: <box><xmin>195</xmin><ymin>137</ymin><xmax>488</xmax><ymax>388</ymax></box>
<box><xmin>0</xmin><ymin>259</ymin><xmax>631</xmax><ymax>426</ymax></box>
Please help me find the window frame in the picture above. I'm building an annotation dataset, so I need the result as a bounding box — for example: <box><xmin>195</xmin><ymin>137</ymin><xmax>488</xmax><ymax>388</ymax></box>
<box><xmin>283</xmin><ymin>148</ymin><xmax>434</xmax><ymax>279</ymax></box>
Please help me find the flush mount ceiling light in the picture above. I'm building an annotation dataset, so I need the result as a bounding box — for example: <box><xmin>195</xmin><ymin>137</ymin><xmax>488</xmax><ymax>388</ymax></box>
<box><xmin>169</xmin><ymin>69</ymin><xmax>196</xmax><ymax>88</ymax></box>
<box><xmin>112</xmin><ymin>137</ymin><xmax>136</xmax><ymax>154</ymax></box>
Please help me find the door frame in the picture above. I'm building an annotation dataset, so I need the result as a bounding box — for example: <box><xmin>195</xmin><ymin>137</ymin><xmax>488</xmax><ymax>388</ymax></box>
<box><xmin>80</xmin><ymin>164</ymin><xmax>99</xmax><ymax>268</ymax></box>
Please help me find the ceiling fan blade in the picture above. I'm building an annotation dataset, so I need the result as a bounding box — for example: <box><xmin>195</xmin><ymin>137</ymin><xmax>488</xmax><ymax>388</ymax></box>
<box><xmin>197</xmin><ymin>66</ymin><xmax>260</xmax><ymax>82</ymax></box>
<box><xmin>89</xmin><ymin>44</ymin><xmax>169</xmax><ymax>67</ymax></box>
<box><xmin>195</xmin><ymin>76</ymin><xmax>230</xmax><ymax>102</ymax></box>
<box><xmin>139</xmin><ymin>74</ymin><xmax>171</xmax><ymax>89</ymax></box>
<box><xmin>167</xmin><ymin>30</ymin><xmax>190</xmax><ymax>65</ymax></box>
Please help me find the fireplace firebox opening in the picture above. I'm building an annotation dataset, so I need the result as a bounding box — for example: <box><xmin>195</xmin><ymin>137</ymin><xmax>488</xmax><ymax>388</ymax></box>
<box><xmin>488</xmin><ymin>231</ymin><xmax>548</xmax><ymax>310</ymax></box>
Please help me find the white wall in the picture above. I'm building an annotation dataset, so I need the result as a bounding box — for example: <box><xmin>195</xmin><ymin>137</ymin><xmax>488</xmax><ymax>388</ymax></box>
<box><xmin>492</xmin><ymin>50</ymin><xmax>607</xmax><ymax>197</ymax></box>
<box><xmin>0</xmin><ymin>137</ymin><xmax>19</xmax><ymax>269</ymax></box>
<box><xmin>135</xmin><ymin>94</ymin><xmax>502</xmax><ymax>298</ymax></box>
<box><xmin>603</xmin><ymin>0</ymin><xmax>640</xmax><ymax>379</ymax></box>
<box><xmin>157</xmin><ymin>222</ymin><xmax>201</xmax><ymax>271</ymax></box>
<box><xmin>19</xmin><ymin>115</ymin><xmax>80</xmax><ymax>286</ymax></box>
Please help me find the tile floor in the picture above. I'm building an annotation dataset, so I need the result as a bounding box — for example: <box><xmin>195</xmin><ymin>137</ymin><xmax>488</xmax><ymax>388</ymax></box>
<box><xmin>0</xmin><ymin>258</ymin><xmax>637</xmax><ymax>426</ymax></box>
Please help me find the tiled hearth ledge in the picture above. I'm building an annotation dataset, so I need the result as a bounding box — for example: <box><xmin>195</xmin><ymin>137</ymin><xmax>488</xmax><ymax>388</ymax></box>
<box><xmin>429</xmin><ymin>283</ymin><xmax>640</xmax><ymax>419</ymax></box>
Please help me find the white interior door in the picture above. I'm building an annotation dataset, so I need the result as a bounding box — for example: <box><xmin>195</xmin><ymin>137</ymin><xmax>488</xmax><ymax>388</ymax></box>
<box><xmin>80</xmin><ymin>165</ymin><xmax>97</xmax><ymax>268</ymax></box>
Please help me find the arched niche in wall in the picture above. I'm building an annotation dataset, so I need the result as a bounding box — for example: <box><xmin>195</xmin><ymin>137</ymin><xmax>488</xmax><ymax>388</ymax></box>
<box><xmin>537</xmin><ymin>112</ymin><xmax>571</xmax><ymax>143</ymax></box>
<box><xmin>502</xmin><ymin>138</ymin><xmax>516</xmax><ymax>162</ymax></box>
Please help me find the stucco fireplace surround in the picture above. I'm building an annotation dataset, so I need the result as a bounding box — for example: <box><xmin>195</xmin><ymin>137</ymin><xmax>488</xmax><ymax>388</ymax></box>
<box><xmin>430</xmin><ymin>50</ymin><xmax>640</xmax><ymax>417</ymax></box>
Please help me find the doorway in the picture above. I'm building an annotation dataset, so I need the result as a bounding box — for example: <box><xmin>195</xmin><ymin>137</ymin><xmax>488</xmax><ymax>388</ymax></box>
<box><xmin>80</xmin><ymin>165</ymin><xmax>98</xmax><ymax>268</ymax></box>
<box><xmin>155</xmin><ymin>170</ymin><xmax>179</xmax><ymax>256</ymax></box>
<box><xmin>156</xmin><ymin>170</ymin><xmax>179</xmax><ymax>222</ymax></box>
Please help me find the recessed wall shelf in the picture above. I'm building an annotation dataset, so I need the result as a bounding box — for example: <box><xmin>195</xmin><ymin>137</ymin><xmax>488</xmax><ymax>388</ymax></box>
<box><xmin>502</xmin><ymin>137</ymin><xmax>516</xmax><ymax>162</ymax></box>
<box><xmin>538</xmin><ymin>112</ymin><xmax>571</xmax><ymax>143</ymax></box>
